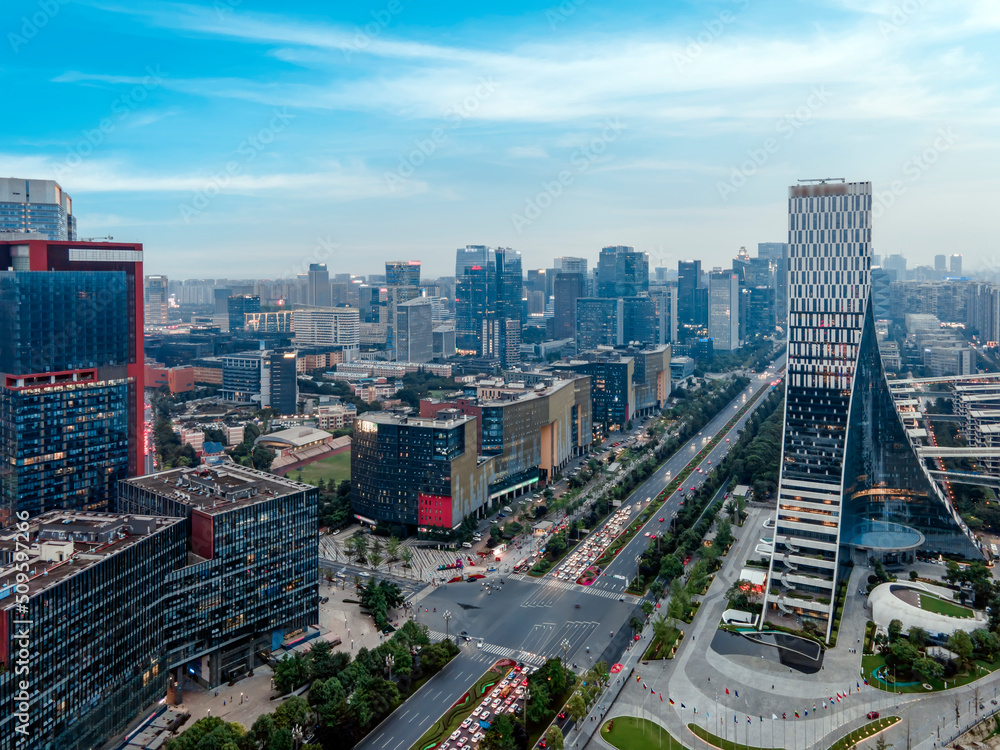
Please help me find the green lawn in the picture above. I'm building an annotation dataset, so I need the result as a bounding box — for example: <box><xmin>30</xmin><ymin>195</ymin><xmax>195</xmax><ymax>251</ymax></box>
<box><xmin>828</xmin><ymin>717</ymin><xmax>900</xmax><ymax>750</ymax></box>
<box><xmin>919</xmin><ymin>592</ymin><xmax>974</xmax><ymax>618</ymax></box>
<box><xmin>687</xmin><ymin>723</ymin><xmax>780</xmax><ymax>750</ymax></box>
<box><xmin>862</xmin><ymin>653</ymin><xmax>1000</xmax><ymax>693</ymax></box>
<box><xmin>601</xmin><ymin>716</ymin><xmax>688</xmax><ymax>750</ymax></box>
<box><xmin>292</xmin><ymin>451</ymin><xmax>351</xmax><ymax>485</ymax></box>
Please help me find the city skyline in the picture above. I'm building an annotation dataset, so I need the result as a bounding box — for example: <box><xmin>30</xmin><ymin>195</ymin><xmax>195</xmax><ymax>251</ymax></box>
<box><xmin>4</xmin><ymin>1</ymin><xmax>998</xmax><ymax>276</ymax></box>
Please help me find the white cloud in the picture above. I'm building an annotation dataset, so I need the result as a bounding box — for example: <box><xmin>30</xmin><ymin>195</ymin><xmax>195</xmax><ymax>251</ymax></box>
<box><xmin>506</xmin><ymin>146</ymin><xmax>548</xmax><ymax>159</ymax></box>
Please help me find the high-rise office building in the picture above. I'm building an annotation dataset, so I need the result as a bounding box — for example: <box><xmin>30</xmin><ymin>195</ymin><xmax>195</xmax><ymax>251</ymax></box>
<box><xmin>934</xmin><ymin>254</ymin><xmax>947</xmax><ymax>271</ymax></box>
<box><xmin>554</xmin><ymin>272</ymin><xmax>585</xmax><ymax>340</ymax></box>
<box><xmin>227</xmin><ymin>294</ymin><xmax>260</xmax><ymax>333</ymax></box>
<box><xmin>455</xmin><ymin>246</ymin><xmax>496</xmax><ymax>355</ymax></box>
<box><xmin>144</xmin><ymin>274</ymin><xmax>169</xmax><ymax>326</ymax></box>
<box><xmin>763</xmin><ymin>181</ymin><xmax>980</xmax><ymax>641</ymax></box>
<box><xmin>495</xmin><ymin>248</ymin><xmax>523</xmax><ymax>368</ymax></box>
<box><xmin>676</xmin><ymin>259</ymin><xmax>702</xmax><ymax>331</ymax></box>
<box><xmin>307</xmin><ymin>263</ymin><xmax>332</xmax><ymax>307</ymax></box>
<box><xmin>292</xmin><ymin>306</ymin><xmax>360</xmax><ymax>357</ymax></box>
<box><xmin>385</xmin><ymin>260</ymin><xmax>421</xmax><ymax>287</ymax></box>
<box><xmin>0</xmin><ymin>239</ymin><xmax>144</xmax><ymax>522</ymax></box>
<box><xmin>757</xmin><ymin>242</ymin><xmax>788</xmax><ymax>323</ymax></box>
<box><xmin>0</xmin><ymin>177</ymin><xmax>76</xmax><ymax>240</ymax></box>
<box><xmin>622</xmin><ymin>296</ymin><xmax>657</xmax><ymax>346</ymax></box>
<box><xmin>396</xmin><ymin>297</ymin><xmax>434</xmax><ymax>363</ymax></box>
<box><xmin>597</xmin><ymin>245</ymin><xmax>648</xmax><ymax>298</ymax></box>
<box><xmin>745</xmin><ymin>285</ymin><xmax>776</xmax><ymax>339</ymax></box>
<box><xmin>555</xmin><ymin>256</ymin><xmax>588</xmax><ymax>277</ymax></box>
<box><xmin>576</xmin><ymin>298</ymin><xmax>624</xmax><ymax>350</ymax></box>
<box><xmin>708</xmin><ymin>271</ymin><xmax>741</xmax><ymax>351</ymax></box>
<box><xmin>261</xmin><ymin>349</ymin><xmax>298</xmax><ymax>415</ymax></box>
<box><xmin>950</xmin><ymin>254</ymin><xmax>963</xmax><ymax>275</ymax></box>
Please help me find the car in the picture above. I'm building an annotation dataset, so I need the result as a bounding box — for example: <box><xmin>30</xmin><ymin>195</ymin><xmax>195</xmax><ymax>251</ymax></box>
<box><xmin>690</xmin><ymin>487</ymin><xmax>695</xmax><ymax>491</ymax></box>
<box><xmin>472</xmin><ymin>708</ymin><xmax>482</xmax><ymax>717</ymax></box>
<box><xmin>462</xmin><ymin>718</ymin><xmax>473</xmax><ymax>728</ymax></box>
<box><xmin>558</xmin><ymin>711</ymin><xmax>567</xmax><ymax>719</ymax></box>
<box><xmin>481</xmin><ymin>710</ymin><xmax>491</xmax><ymax>720</ymax></box>
<box><xmin>499</xmin><ymin>512</ymin><xmax>507</xmax><ymax>518</ymax></box>
<box><xmin>538</xmin><ymin>741</ymin><xmax>547</xmax><ymax>749</ymax></box>
<box><xmin>451</xmin><ymin>730</ymin><xmax>462</xmax><ymax>740</ymax></box>
<box><xmin>867</xmin><ymin>711</ymin><xmax>880</xmax><ymax>720</ymax></box>
<box><xmin>477</xmin><ymin>640</ymin><xmax>484</xmax><ymax>649</ymax></box>
<box><xmin>659</xmin><ymin>517</ymin><xmax>664</xmax><ymax>522</ymax></box>
<box><xmin>644</xmin><ymin>532</ymin><xmax>650</xmax><ymax>537</ymax></box>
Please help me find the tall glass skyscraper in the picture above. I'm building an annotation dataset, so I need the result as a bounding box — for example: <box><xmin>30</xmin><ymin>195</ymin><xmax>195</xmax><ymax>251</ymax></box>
<box><xmin>0</xmin><ymin>240</ymin><xmax>144</xmax><ymax>523</ymax></box>
<box><xmin>597</xmin><ymin>245</ymin><xmax>648</xmax><ymax>298</ymax></box>
<box><xmin>763</xmin><ymin>181</ymin><xmax>981</xmax><ymax>641</ymax></box>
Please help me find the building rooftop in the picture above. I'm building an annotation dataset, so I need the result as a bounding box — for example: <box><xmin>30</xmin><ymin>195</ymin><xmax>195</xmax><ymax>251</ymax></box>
<box><xmin>122</xmin><ymin>463</ymin><xmax>312</xmax><ymax>515</ymax></box>
<box><xmin>360</xmin><ymin>409</ymin><xmax>475</xmax><ymax>429</ymax></box>
<box><xmin>0</xmin><ymin>512</ymin><xmax>184</xmax><ymax>601</ymax></box>
<box><xmin>254</xmin><ymin>426</ymin><xmax>333</xmax><ymax>449</ymax></box>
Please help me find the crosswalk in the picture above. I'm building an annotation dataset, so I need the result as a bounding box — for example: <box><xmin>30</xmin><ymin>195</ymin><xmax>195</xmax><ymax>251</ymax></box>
<box><xmin>425</xmin><ymin>630</ymin><xmax>547</xmax><ymax>666</ymax></box>
<box><xmin>509</xmin><ymin>573</ymin><xmax>631</xmax><ymax>601</ymax></box>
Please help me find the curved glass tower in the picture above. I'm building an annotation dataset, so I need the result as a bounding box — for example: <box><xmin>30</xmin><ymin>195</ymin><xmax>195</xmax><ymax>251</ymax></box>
<box><xmin>763</xmin><ymin>180</ymin><xmax>982</xmax><ymax>642</ymax></box>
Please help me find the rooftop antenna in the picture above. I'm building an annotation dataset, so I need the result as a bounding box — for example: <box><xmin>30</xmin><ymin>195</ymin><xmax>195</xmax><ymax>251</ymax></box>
<box><xmin>80</xmin><ymin>235</ymin><xmax>114</xmax><ymax>241</ymax></box>
<box><xmin>796</xmin><ymin>178</ymin><xmax>845</xmax><ymax>184</ymax></box>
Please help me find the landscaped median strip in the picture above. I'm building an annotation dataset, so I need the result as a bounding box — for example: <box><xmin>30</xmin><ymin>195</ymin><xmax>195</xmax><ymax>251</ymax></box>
<box><xmin>411</xmin><ymin>660</ymin><xmax>514</xmax><ymax>750</ymax></box>
<box><xmin>827</xmin><ymin>716</ymin><xmax>900</xmax><ymax>750</ymax></box>
<box><xmin>584</xmin><ymin>374</ymin><xmax>782</xmax><ymax>586</ymax></box>
<box><xmin>687</xmin><ymin>723</ymin><xmax>781</xmax><ymax>750</ymax></box>
<box><xmin>602</xmin><ymin>715</ymin><xmax>690</xmax><ymax>750</ymax></box>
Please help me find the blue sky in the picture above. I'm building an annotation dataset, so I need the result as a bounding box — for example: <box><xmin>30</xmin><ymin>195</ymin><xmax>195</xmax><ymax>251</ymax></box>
<box><xmin>4</xmin><ymin>0</ymin><xmax>999</xmax><ymax>278</ymax></box>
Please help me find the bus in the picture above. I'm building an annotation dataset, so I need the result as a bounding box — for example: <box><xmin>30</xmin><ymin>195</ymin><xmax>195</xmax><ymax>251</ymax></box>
<box><xmin>991</xmin><ymin>543</ymin><xmax>998</xmax><ymax>561</ymax></box>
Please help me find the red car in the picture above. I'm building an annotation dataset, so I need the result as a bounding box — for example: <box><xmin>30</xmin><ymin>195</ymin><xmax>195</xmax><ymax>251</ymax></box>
<box><xmin>867</xmin><ymin>711</ymin><xmax>880</xmax><ymax>720</ymax></box>
<box><xmin>658</xmin><ymin>517</ymin><xmax>664</xmax><ymax>522</ymax></box>
<box><xmin>557</xmin><ymin>711</ymin><xmax>566</xmax><ymax>719</ymax></box>
<box><xmin>538</xmin><ymin>741</ymin><xmax>547</xmax><ymax>749</ymax></box>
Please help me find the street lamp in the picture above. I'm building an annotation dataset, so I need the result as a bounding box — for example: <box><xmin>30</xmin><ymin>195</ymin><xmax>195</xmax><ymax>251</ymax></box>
<box><xmin>560</xmin><ymin>638</ymin><xmax>571</xmax><ymax>665</ymax></box>
<box><xmin>386</xmin><ymin>654</ymin><xmax>395</xmax><ymax>681</ymax></box>
<box><xmin>444</xmin><ymin>610</ymin><xmax>453</xmax><ymax>641</ymax></box>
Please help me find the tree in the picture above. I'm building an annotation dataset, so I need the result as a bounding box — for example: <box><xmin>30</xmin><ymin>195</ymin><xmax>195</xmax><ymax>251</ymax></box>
<box><xmin>948</xmin><ymin>630</ymin><xmax>974</xmax><ymax>668</ymax></box>
<box><xmin>526</xmin><ymin>682</ymin><xmax>551</xmax><ymax>724</ymax></box>
<box><xmin>715</xmin><ymin>519</ymin><xmax>734</xmax><ymax>550</ymax></box>
<box><xmin>399</xmin><ymin>546</ymin><xmax>413</xmax><ymax>568</ymax></box>
<box><xmin>164</xmin><ymin>717</ymin><xmax>246</xmax><ymax>750</ymax></box>
<box><xmin>907</xmin><ymin>626</ymin><xmax>928</xmax><ymax>648</ymax></box>
<box><xmin>874</xmin><ymin>736</ymin><xmax>894</xmax><ymax>750</ymax></box>
<box><xmin>386</xmin><ymin>537</ymin><xmax>401</xmax><ymax>562</ymax></box>
<box><xmin>369</xmin><ymin>551</ymin><xmax>384</xmax><ymax>571</ymax></box>
<box><xmin>274</xmin><ymin>651</ymin><xmax>309</xmax><ymax>694</ymax></box>
<box><xmin>273</xmin><ymin>694</ymin><xmax>312</xmax><ymax>730</ymax></box>
<box><xmin>887</xmin><ymin>619</ymin><xmax>903</xmax><ymax>643</ymax></box>
<box><xmin>660</xmin><ymin>554</ymin><xmax>683</xmax><ymax>582</ymax></box>
<box><xmin>482</xmin><ymin>714</ymin><xmax>519</xmax><ymax>750</ymax></box>
<box><xmin>912</xmin><ymin>656</ymin><xmax>945</xmax><ymax>682</ymax></box>
<box><xmin>566</xmin><ymin>693</ymin><xmax>587</xmax><ymax>722</ymax></box>
<box><xmin>545</xmin><ymin>725</ymin><xmax>564</xmax><ymax>750</ymax></box>
<box><xmin>641</xmin><ymin>601</ymin><xmax>654</xmax><ymax>616</ymax></box>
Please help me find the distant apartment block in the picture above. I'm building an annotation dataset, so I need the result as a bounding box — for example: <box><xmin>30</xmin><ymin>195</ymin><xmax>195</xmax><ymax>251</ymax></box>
<box><xmin>144</xmin><ymin>274</ymin><xmax>169</xmax><ymax>326</ymax></box>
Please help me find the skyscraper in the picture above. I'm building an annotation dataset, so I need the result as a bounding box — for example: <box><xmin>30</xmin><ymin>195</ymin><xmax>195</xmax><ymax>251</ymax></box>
<box><xmin>757</xmin><ymin>242</ymin><xmax>788</xmax><ymax>323</ymax></box>
<box><xmin>227</xmin><ymin>294</ymin><xmax>260</xmax><ymax>333</ymax></box>
<box><xmin>676</xmin><ymin>260</ymin><xmax>702</xmax><ymax>332</ymax></box>
<box><xmin>597</xmin><ymin>245</ymin><xmax>648</xmax><ymax>298</ymax></box>
<box><xmin>0</xmin><ymin>177</ymin><xmax>76</xmax><ymax>240</ymax></box>
<box><xmin>554</xmin><ymin>272</ymin><xmax>585</xmax><ymax>340</ymax></box>
<box><xmin>576</xmin><ymin>298</ymin><xmax>623</xmax><ymax>350</ymax></box>
<box><xmin>763</xmin><ymin>181</ymin><xmax>980</xmax><ymax>641</ymax></box>
<box><xmin>622</xmin><ymin>296</ymin><xmax>657</xmax><ymax>346</ymax></box>
<box><xmin>396</xmin><ymin>297</ymin><xmax>434</xmax><ymax>363</ymax></box>
<box><xmin>934</xmin><ymin>254</ymin><xmax>947</xmax><ymax>271</ymax></box>
<box><xmin>385</xmin><ymin>260</ymin><xmax>421</xmax><ymax>287</ymax></box>
<box><xmin>495</xmin><ymin>248</ymin><xmax>523</xmax><ymax>367</ymax></box>
<box><xmin>708</xmin><ymin>271</ymin><xmax>740</xmax><ymax>350</ymax></box>
<box><xmin>555</xmin><ymin>256</ymin><xmax>588</xmax><ymax>277</ymax></box>
<box><xmin>144</xmin><ymin>274</ymin><xmax>169</xmax><ymax>326</ymax></box>
<box><xmin>0</xmin><ymin>239</ymin><xmax>144</xmax><ymax>521</ymax></box>
<box><xmin>307</xmin><ymin>263</ymin><xmax>332</xmax><ymax>307</ymax></box>
<box><xmin>950</xmin><ymin>254</ymin><xmax>963</xmax><ymax>275</ymax></box>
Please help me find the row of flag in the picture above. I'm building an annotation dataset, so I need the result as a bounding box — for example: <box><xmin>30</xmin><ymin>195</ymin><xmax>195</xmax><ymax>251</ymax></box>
<box><xmin>634</xmin><ymin>674</ymin><xmax>871</xmax><ymax>719</ymax></box>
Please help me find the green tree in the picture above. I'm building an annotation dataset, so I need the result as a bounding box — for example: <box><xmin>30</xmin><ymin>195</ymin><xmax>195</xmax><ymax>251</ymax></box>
<box><xmin>660</xmin><ymin>554</ymin><xmax>683</xmax><ymax>582</ymax></box>
<box><xmin>715</xmin><ymin>519</ymin><xmax>734</xmax><ymax>549</ymax></box>
<box><xmin>545</xmin><ymin>725</ymin><xmax>565</xmax><ymax>750</ymax></box>
<box><xmin>641</xmin><ymin>600</ymin><xmax>654</xmax><ymax>616</ymax></box>
<box><xmin>948</xmin><ymin>630</ymin><xmax>975</xmax><ymax>668</ymax></box>
<box><xmin>907</xmin><ymin>626</ymin><xmax>928</xmax><ymax>648</ymax></box>
<box><xmin>273</xmin><ymin>694</ymin><xmax>312</xmax><ymax>729</ymax></box>
<box><xmin>566</xmin><ymin>693</ymin><xmax>587</xmax><ymax>722</ymax></box>
<box><xmin>385</xmin><ymin>537</ymin><xmax>401</xmax><ymax>561</ymax></box>
<box><xmin>887</xmin><ymin>619</ymin><xmax>903</xmax><ymax>643</ymax></box>
<box><xmin>526</xmin><ymin>682</ymin><xmax>551</xmax><ymax>724</ymax></box>
<box><xmin>274</xmin><ymin>651</ymin><xmax>309</xmax><ymax>694</ymax></box>
<box><xmin>912</xmin><ymin>656</ymin><xmax>945</xmax><ymax>682</ymax></box>
<box><xmin>482</xmin><ymin>714</ymin><xmax>519</xmax><ymax>750</ymax></box>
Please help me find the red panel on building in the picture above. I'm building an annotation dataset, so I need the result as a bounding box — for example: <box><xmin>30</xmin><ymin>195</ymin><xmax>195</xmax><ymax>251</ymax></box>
<box><xmin>191</xmin><ymin>510</ymin><xmax>215</xmax><ymax>559</ymax></box>
<box><xmin>418</xmin><ymin>493</ymin><xmax>453</xmax><ymax>529</ymax></box>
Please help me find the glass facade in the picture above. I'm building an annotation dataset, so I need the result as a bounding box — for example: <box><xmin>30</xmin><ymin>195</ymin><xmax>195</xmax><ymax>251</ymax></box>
<box><xmin>0</xmin><ymin>515</ymin><xmax>188</xmax><ymax>750</ymax></box>
<box><xmin>765</xmin><ymin>182</ymin><xmax>982</xmax><ymax>641</ymax></box>
<box><xmin>597</xmin><ymin>246</ymin><xmax>648</xmax><ymax>298</ymax></box>
<box><xmin>0</xmin><ymin>271</ymin><xmax>129</xmax><ymax>374</ymax></box>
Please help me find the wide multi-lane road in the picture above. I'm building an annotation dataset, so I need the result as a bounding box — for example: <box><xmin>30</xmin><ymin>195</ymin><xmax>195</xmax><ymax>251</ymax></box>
<box><xmin>355</xmin><ymin>357</ymin><xmax>785</xmax><ymax>750</ymax></box>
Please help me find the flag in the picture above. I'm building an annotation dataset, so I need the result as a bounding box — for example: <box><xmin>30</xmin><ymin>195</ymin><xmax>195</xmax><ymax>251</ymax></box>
<box><xmin>669</xmin><ymin>698</ymin><xmax>674</xmax><ymax>706</ymax></box>
<box><xmin>822</xmin><ymin>702</ymin><xmax>827</xmax><ymax>709</ymax></box>
<box><xmin>735</xmin><ymin>689</ymin><xmax>740</xmax><ymax>698</ymax></box>
<box><xmin>643</xmin><ymin>683</ymin><xmax>648</xmax><ymax>690</ymax></box>
<box><xmin>863</xmin><ymin>678</ymin><xmax>869</xmax><ymax>686</ymax></box>
<box><xmin>734</xmin><ymin>715</ymin><xmax>737</xmax><ymax>724</ymax></box>
<box><xmin>772</xmin><ymin>714</ymin><xmax>778</xmax><ymax>721</ymax></box>
<box><xmin>836</xmin><ymin>695</ymin><xmax>841</xmax><ymax>703</ymax></box>
<box><xmin>636</xmin><ymin>675</ymin><xmax>641</xmax><ymax>683</ymax></box>
<box><xmin>660</xmin><ymin>694</ymin><xmax>664</xmax><ymax>702</ymax></box>
<box><xmin>805</xmin><ymin>710</ymin><xmax>809</xmax><ymax>716</ymax></box>
<box><xmin>681</xmin><ymin>704</ymin><xmax>686</xmax><ymax>709</ymax></box>
<box><xmin>856</xmin><ymin>681</ymin><xmax>860</xmax><ymax>690</ymax></box>
<box><xmin>794</xmin><ymin>711</ymin><xmax>800</xmax><ymax>718</ymax></box>
<box><xmin>747</xmin><ymin>716</ymin><xmax>751</xmax><ymax>724</ymax></box>
<box><xmin>650</xmin><ymin>690</ymin><xmax>655</xmax><ymax>696</ymax></box>
<box><xmin>725</xmin><ymin>688</ymin><xmax>730</xmax><ymax>695</ymax></box>
<box><xmin>759</xmin><ymin>716</ymin><xmax>763</xmax><ymax>723</ymax></box>
<box><xmin>694</xmin><ymin>707</ymin><xmax>698</xmax><ymax>714</ymax></box>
